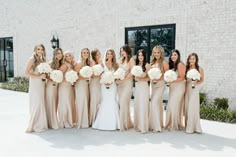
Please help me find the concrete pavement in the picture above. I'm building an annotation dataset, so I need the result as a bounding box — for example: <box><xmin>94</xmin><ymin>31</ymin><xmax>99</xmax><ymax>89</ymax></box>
<box><xmin>0</xmin><ymin>89</ymin><xmax>236</xmax><ymax>157</ymax></box>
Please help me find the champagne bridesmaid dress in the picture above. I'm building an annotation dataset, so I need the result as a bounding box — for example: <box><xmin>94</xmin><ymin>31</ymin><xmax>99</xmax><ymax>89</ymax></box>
<box><xmin>184</xmin><ymin>78</ymin><xmax>202</xmax><ymax>133</ymax></box>
<box><xmin>117</xmin><ymin>62</ymin><xmax>133</xmax><ymax>131</ymax></box>
<box><xmin>45</xmin><ymin>80</ymin><xmax>59</xmax><ymax>129</ymax></box>
<box><xmin>165</xmin><ymin>71</ymin><xmax>185</xmax><ymax>131</ymax></box>
<box><xmin>89</xmin><ymin>76</ymin><xmax>101</xmax><ymax>126</ymax></box>
<box><xmin>134</xmin><ymin>72</ymin><xmax>149</xmax><ymax>133</ymax></box>
<box><xmin>58</xmin><ymin>63</ymin><xmax>75</xmax><ymax>128</ymax></box>
<box><xmin>149</xmin><ymin>64</ymin><xmax>165</xmax><ymax>132</ymax></box>
<box><xmin>75</xmin><ymin>67</ymin><xmax>90</xmax><ymax>128</ymax></box>
<box><xmin>26</xmin><ymin>67</ymin><xmax>48</xmax><ymax>132</ymax></box>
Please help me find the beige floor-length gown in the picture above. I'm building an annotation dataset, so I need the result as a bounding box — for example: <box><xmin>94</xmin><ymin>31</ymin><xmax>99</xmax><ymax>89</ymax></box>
<box><xmin>117</xmin><ymin>63</ymin><xmax>133</xmax><ymax>131</ymax></box>
<box><xmin>75</xmin><ymin>78</ymin><xmax>89</xmax><ymax>128</ymax></box>
<box><xmin>149</xmin><ymin>65</ymin><xmax>165</xmax><ymax>132</ymax></box>
<box><xmin>184</xmin><ymin>78</ymin><xmax>202</xmax><ymax>133</ymax></box>
<box><xmin>89</xmin><ymin>76</ymin><xmax>101</xmax><ymax>126</ymax></box>
<box><xmin>58</xmin><ymin>63</ymin><xmax>75</xmax><ymax>128</ymax></box>
<box><xmin>26</xmin><ymin>68</ymin><xmax>48</xmax><ymax>132</ymax></box>
<box><xmin>45</xmin><ymin>80</ymin><xmax>59</xmax><ymax>129</ymax></box>
<box><xmin>165</xmin><ymin>71</ymin><xmax>185</xmax><ymax>131</ymax></box>
<box><xmin>134</xmin><ymin>72</ymin><xmax>149</xmax><ymax>133</ymax></box>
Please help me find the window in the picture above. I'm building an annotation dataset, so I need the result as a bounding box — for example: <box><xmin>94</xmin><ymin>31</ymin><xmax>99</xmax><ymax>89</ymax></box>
<box><xmin>0</xmin><ymin>37</ymin><xmax>14</xmax><ymax>82</ymax></box>
<box><xmin>125</xmin><ymin>24</ymin><xmax>176</xmax><ymax>61</ymax></box>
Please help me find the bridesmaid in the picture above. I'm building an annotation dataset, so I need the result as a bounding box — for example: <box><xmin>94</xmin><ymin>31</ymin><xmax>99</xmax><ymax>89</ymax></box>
<box><xmin>185</xmin><ymin>53</ymin><xmax>204</xmax><ymax>134</ymax></box>
<box><xmin>116</xmin><ymin>44</ymin><xmax>135</xmax><ymax>131</ymax></box>
<box><xmin>165</xmin><ymin>49</ymin><xmax>186</xmax><ymax>131</ymax></box>
<box><xmin>74</xmin><ymin>48</ymin><xmax>90</xmax><ymax>128</ymax></box>
<box><xmin>133</xmin><ymin>49</ymin><xmax>150</xmax><ymax>134</ymax></box>
<box><xmin>45</xmin><ymin>48</ymin><xmax>63</xmax><ymax>129</ymax></box>
<box><xmin>58</xmin><ymin>51</ymin><xmax>75</xmax><ymax>128</ymax></box>
<box><xmin>89</xmin><ymin>49</ymin><xmax>102</xmax><ymax>126</ymax></box>
<box><xmin>25</xmin><ymin>44</ymin><xmax>48</xmax><ymax>132</ymax></box>
<box><xmin>149</xmin><ymin>45</ymin><xmax>169</xmax><ymax>132</ymax></box>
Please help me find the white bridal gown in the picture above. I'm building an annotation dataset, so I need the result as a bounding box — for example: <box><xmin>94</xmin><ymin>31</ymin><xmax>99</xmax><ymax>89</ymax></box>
<box><xmin>92</xmin><ymin>63</ymin><xmax>120</xmax><ymax>130</ymax></box>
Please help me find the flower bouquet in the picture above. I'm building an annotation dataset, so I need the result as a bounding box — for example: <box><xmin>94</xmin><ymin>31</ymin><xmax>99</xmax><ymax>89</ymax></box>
<box><xmin>187</xmin><ymin>69</ymin><xmax>201</xmax><ymax>88</ymax></box>
<box><xmin>100</xmin><ymin>71</ymin><xmax>114</xmax><ymax>89</ymax></box>
<box><xmin>37</xmin><ymin>63</ymin><xmax>52</xmax><ymax>81</ymax></box>
<box><xmin>148</xmin><ymin>67</ymin><xmax>162</xmax><ymax>84</ymax></box>
<box><xmin>164</xmin><ymin>70</ymin><xmax>177</xmax><ymax>87</ymax></box>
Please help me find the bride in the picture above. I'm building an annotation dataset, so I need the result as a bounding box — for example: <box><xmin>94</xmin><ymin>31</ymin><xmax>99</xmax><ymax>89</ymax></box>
<box><xmin>92</xmin><ymin>49</ymin><xmax>120</xmax><ymax>130</ymax></box>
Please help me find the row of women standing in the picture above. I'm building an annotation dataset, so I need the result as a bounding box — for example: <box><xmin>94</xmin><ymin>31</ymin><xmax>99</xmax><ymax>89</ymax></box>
<box><xmin>25</xmin><ymin>44</ymin><xmax>204</xmax><ymax>134</ymax></box>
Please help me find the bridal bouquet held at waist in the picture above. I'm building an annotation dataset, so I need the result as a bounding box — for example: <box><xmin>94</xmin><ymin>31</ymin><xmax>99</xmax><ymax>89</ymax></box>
<box><xmin>100</xmin><ymin>71</ymin><xmax>115</xmax><ymax>89</ymax></box>
<box><xmin>37</xmin><ymin>62</ymin><xmax>52</xmax><ymax>81</ymax></box>
<box><xmin>164</xmin><ymin>70</ymin><xmax>177</xmax><ymax>87</ymax></box>
<box><xmin>187</xmin><ymin>69</ymin><xmax>201</xmax><ymax>88</ymax></box>
<box><xmin>148</xmin><ymin>67</ymin><xmax>162</xmax><ymax>84</ymax></box>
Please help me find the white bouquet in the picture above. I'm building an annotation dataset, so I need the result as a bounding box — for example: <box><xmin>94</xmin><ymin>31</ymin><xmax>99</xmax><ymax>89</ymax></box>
<box><xmin>164</xmin><ymin>70</ymin><xmax>177</xmax><ymax>86</ymax></box>
<box><xmin>50</xmin><ymin>70</ymin><xmax>63</xmax><ymax>86</ymax></box>
<box><xmin>148</xmin><ymin>68</ymin><xmax>162</xmax><ymax>84</ymax></box>
<box><xmin>92</xmin><ymin>64</ymin><xmax>104</xmax><ymax>76</ymax></box>
<box><xmin>80</xmin><ymin>66</ymin><xmax>93</xmax><ymax>82</ymax></box>
<box><xmin>131</xmin><ymin>66</ymin><xmax>143</xmax><ymax>77</ymax></box>
<box><xmin>37</xmin><ymin>62</ymin><xmax>52</xmax><ymax>81</ymax></box>
<box><xmin>65</xmin><ymin>70</ymin><xmax>78</xmax><ymax>86</ymax></box>
<box><xmin>114</xmin><ymin>68</ymin><xmax>126</xmax><ymax>80</ymax></box>
<box><xmin>187</xmin><ymin>69</ymin><xmax>201</xmax><ymax>88</ymax></box>
<box><xmin>100</xmin><ymin>71</ymin><xmax>114</xmax><ymax>89</ymax></box>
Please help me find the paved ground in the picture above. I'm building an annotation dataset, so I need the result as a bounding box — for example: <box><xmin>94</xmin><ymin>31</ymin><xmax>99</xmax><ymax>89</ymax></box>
<box><xmin>0</xmin><ymin>89</ymin><xmax>236</xmax><ymax>157</ymax></box>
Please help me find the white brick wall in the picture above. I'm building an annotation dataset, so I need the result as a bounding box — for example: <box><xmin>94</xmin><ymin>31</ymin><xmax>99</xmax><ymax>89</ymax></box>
<box><xmin>0</xmin><ymin>0</ymin><xmax>236</xmax><ymax>108</ymax></box>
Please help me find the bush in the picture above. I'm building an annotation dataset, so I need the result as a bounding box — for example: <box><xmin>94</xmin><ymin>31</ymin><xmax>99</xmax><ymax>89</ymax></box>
<box><xmin>200</xmin><ymin>92</ymin><xmax>207</xmax><ymax>105</ymax></box>
<box><xmin>0</xmin><ymin>77</ymin><xmax>29</xmax><ymax>92</ymax></box>
<box><xmin>200</xmin><ymin>105</ymin><xmax>236</xmax><ymax>123</ymax></box>
<box><xmin>213</xmin><ymin>97</ymin><xmax>229</xmax><ymax>110</ymax></box>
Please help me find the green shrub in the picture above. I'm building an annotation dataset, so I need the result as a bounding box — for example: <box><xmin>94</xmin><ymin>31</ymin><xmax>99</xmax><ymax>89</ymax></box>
<box><xmin>0</xmin><ymin>77</ymin><xmax>29</xmax><ymax>92</ymax></box>
<box><xmin>213</xmin><ymin>97</ymin><xmax>229</xmax><ymax>110</ymax></box>
<box><xmin>200</xmin><ymin>105</ymin><xmax>236</xmax><ymax>123</ymax></box>
<box><xmin>200</xmin><ymin>92</ymin><xmax>207</xmax><ymax>105</ymax></box>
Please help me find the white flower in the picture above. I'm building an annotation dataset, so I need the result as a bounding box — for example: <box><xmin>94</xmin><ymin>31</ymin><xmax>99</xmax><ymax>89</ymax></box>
<box><xmin>37</xmin><ymin>63</ymin><xmax>52</xmax><ymax>74</ymax></box>
<box><xmin>187</xmin><ymin>69</ymin><xmax>201</xmax><ymax>81</ymax></box>
<box><xmin>80</xmin><ymin>66</ymin><xmax>93</xmax><ymax>78</ymax></box>
<box><xmin>131</xmin><ymin>66</ymin><xmax>143</xmax><ymax>77</ymax></box>
<box><xmin>92</xmin><ymin>64</ymin><xmax>104</xmax><ymax>76</ymax></box>
<box><xmin>148</xmin><ymin>68</ymin><xmax>162</xmax><ymax>80</ymax></box>
<box><xmin>100</xmin><ymin>71</ymin><xmax>114</xmax><ymax>84</ymax></box>
<box><xmin>65</xmin><ymin>70</ymin><xmax>78</xmax><ymax>85</ymax></box>
<box><xmin>164</xmin><ymin>70</ymin><xmax>177</xmax><ymax>83</ymax></box>
<box><xmin>114</xmin><ymin>68</ymin><xmax>126</xmax><ymax>80</ymax></box>
<box><xmin>50</xmin><ymin>70</ymin><xmax>63</xmax><ymax>83</ymax></box>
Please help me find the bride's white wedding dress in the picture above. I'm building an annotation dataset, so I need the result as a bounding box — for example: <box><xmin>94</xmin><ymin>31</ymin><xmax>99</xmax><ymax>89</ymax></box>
<box><xmin>92</xmin><ymin>63</ymin><xmax>120</xmax><ymax>130</ymax></box>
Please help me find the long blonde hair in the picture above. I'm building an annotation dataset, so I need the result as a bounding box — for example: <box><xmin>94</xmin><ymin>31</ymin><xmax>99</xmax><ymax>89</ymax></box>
<box><xmin>32</xmin><ymin>44</ymin><xmax>46</xmax><ymax>70</ymax></box>
<box><xmin>106</xmin><ymin>48</ymin><xmax>118</xmax><ymax>70</ymax></box>
<box><xmin>81</xmin><ymin>48</ymin><xmax>90</xmax><ymax>66</ymax></box>
<box><xmin>150</xmin><ymin>45</ymin><xmax>165</xmax><ymax>72</ymax></box>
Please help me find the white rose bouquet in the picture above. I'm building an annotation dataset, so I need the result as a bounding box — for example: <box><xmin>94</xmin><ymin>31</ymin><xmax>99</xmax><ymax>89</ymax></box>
<box><xmin>114</xmin><ymin>68</ymin><xmax>126</xmax><ymax>80</ymax></box>
<box><xmin>65</xmin><ymin>70</ymin><xmax>78</xmax><ymax>86</ymax></box>
<box><xmin>148</xmin><ymin>68</ymin><xmax>162</xmax><ymax>84</ymax></box>
<box><xmin>37</xmin><ymin>62</ymin><xmax>52</xmax><ymax>81</ymax></box>
<box><xmin>80</xmin><ymin>66</ymin><xmax>93</xmax><ymax>82</ymax></box>
<box><xmin>92</xmin><ymin>64</ymin><xmax>104</xmax><ymax>76</ymax></box>
<box><xmin>50</xmin><ymin>70</ymin><xmax>63</xmax><ymax>86</ymax></box>
<box><xmin>164</xmin><ymin>70</ymin><xmax>177</xmax><ymax>87</ymax></box>
<box><xmin>187</xmin><ymin>69</ymin><xmax>201</xmax><ymax>88</ymax></box>
<box><xmin>100</xmin><ymin>71</ymin><xmax>114</xmax><ymax>89</ymax></box>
